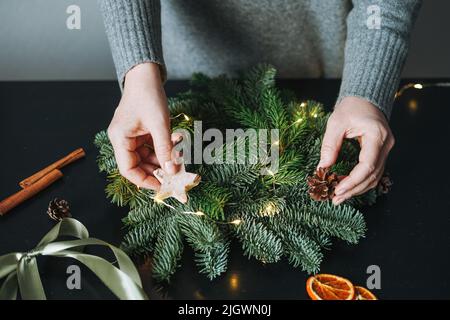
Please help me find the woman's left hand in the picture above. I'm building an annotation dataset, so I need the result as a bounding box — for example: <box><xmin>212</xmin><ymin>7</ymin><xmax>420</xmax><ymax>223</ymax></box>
<box><xmin>317</xmin><ymin>96</ymin><xmax>395</xmax><ymax>205</ymax></box>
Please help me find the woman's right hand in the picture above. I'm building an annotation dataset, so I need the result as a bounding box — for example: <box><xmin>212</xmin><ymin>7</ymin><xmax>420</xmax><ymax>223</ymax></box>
<box><xmin>107</xmin><ymin>62</ymin><xmax>178</xmax><ymax>190</ymax></box>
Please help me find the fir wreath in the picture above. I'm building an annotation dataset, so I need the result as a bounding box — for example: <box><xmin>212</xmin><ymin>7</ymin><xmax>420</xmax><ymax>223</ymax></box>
<box><xmin>94</xmin><ymin>64</ymin><xmax>383</xmax><ymax>282</ymax></box>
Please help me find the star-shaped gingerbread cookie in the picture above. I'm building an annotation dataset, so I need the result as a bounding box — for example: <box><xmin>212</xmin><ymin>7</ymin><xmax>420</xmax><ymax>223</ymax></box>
<box><xmin>153</xmin><ymin>161</ymin><xmax>201</xmax><ymax>203</ymax></box>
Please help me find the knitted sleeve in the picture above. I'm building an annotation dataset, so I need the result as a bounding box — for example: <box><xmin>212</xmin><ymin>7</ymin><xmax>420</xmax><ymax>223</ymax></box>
<box><xmin>98</xmin><ymin>0</ymin><xmax>166</xmax><ymax>89</ymax></box>
<box><xmin>338</xmin><ymin>0</ymin><xmax>422</xmax><ymax>118</ymax></box>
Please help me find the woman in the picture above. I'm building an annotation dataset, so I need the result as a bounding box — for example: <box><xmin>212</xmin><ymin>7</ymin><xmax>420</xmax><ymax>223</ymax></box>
<box><xmin>98</xmin><ymin>0</ymin><xmax>421</xmax><ymax>205</ymax></box>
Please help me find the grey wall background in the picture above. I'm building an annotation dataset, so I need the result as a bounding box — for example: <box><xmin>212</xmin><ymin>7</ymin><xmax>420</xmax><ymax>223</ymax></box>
<box><xmin>0</xmin><ymin>0</ymin><xmax>448</xmax><ymax>81</ymax></box>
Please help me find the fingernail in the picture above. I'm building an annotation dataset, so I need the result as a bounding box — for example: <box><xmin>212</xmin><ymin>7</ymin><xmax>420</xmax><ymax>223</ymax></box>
<box><xmin>333</xmin><ymin>197</ymin><xmax>345</xmax><ymax>206</ymax></box>
<box><xmin>174</xmin><ymin>135</ymin><xmax>183</xmax><ymax>144</ymax></box>
<box><xmin>172</xmin><ymin>133</ymin><xmax>184</xmax><ymax>144</ymax></box>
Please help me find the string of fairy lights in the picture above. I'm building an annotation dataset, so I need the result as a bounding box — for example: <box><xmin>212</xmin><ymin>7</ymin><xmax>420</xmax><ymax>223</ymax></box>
<box><xmin>395</xmin><ymin>81</ymin><xmax>450</xmax><ymax>99</ymax></box>
<box><xmin>151</xmin><ymin>195</ymin><xmax>243</xmax><ymax>225</ymax></box>
<box><xmin>148</xmin><ymin>81</ymin><xmax>450</xmax><ymax>226</ymax></box>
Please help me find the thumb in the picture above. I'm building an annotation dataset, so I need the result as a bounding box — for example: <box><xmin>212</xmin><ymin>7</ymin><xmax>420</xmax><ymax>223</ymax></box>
<box><xmin>150</xmin><ymin>124</ymin><xmax>177</xmax><ymax>174</ymax></box>
<box><xmin>318</xmin><ymin>124</ymin><xmax>344</xmax><ymax>169</ymax></box>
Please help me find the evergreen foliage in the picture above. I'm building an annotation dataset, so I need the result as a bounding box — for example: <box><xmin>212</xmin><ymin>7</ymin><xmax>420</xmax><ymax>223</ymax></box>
<box><xmin>94</xmin><ymin>64</ymin><xmax>383</xmax><ymax>281</ymax></box>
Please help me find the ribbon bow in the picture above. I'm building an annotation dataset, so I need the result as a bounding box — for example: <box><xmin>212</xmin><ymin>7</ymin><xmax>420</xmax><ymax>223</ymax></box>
<box><xmin>0</xmin><ymin>218</ymin><xmax>148</xmax><ymax>300</ymax></box>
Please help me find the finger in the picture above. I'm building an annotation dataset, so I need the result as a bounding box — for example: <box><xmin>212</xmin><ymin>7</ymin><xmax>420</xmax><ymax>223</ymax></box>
<box><xmin>126</xmin><ymin>166</ymin><xmax>160</xmax><ymax>190</ymax></box>
<box><xmin>170</xmin><ymin>132</ymin><xmax>183</xmax><ymax>168</ymax></box>
<box><xmin>333</xmin><ymin>163</ymin><xmax>385</xmax><ymax>205</ymax></box>
<box><xmin>149</xmin><ymin>124</ymin><xmax>177</xmax><ymax>174</ymax></box>
<box><xmin>141</xmin><ymin>133</ymin><xmax>184</xmax><ymax>165</ymax></box>
<box><xmin>109</xmin><ymin>133</ymin><xmax>157</xmax><ymax>189</ymax></box>
<box><xmin>136</xmin><ymin>145</ymin><xmax>152</xmax><ymax>162</ymax></box>
<box><xmin>171</xmin><ymin>132</ymin><xmax>184</xmax><ymax>145</ymax></box>
<box><xmin>140</xmin><ymin>163</ymin><xmax>159</xmax><ymax>176</ymax></box>
<box><xmin>142</xmin><ymin>152</ymin><xmax>160</xmax><ymax>166</ymax></box>
<box><xmin>110</xmin><ymin>135</ymin><xmax>139</xmax><ymax>175</ymax></box>
<box><xmin>333</xmin><ymin>138</ymin><xmax>392</xmax><ymax>205</ymax></box>
<box><xmin>334</xmin><ymin>135</ymin><xmax>383</xmax><ymax>197</ymax></box>
<box><xmin>333</xmin><ymin>132</ymin><xmax>394</xmax><ymax>204</ymax></box>
<box><xmin>115</xmin><ymin>148</ymin><xmax>154</xmax><ymax>188</ymax></box>
<box><xmin>318</xmin><ymin>121</ymin><xmax>345</xmax><ymax>169</ymax></box>
<box><xmin>353</xmin><ymin>163</ymin><xmax>385</xmax><ymax>196</ymax></box>
<box><xmin>135</xmin><ymin>135</ymin><xmax>150</xmax><ymax>147</ymax></box>
<box><xmin>352</xmin><ymin>142</ymin><xmax>391</xmax><ymax>196</ymax></box>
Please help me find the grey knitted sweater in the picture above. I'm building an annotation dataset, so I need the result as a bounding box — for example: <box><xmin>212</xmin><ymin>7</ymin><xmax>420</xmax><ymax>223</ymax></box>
<box><xmin>98</xmin><ymin>0</ymin><xmax>421</xmax><ymax>118</ymax></box>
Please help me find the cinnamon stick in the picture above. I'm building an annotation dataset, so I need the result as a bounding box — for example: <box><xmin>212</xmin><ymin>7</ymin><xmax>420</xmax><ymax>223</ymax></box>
<box><xmin>19</xmin><ymin>148</ymin><xmax>85</xmax><ymax>188</ymax></box>
<box><xmin>0</xmin><ymin>169</ymin><xmax>63</xmax><ymax>216</ymax></box>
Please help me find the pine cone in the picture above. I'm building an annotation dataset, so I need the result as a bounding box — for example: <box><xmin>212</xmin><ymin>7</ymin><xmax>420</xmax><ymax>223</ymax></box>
<box><xmin>377</xmin><ymin>174</ymin><xmax>393</xmax><ymax>194</ymax></box>
<box><xmin>47</xmin><ymin>198</ymin><xmax>71</xmax><ymax>221</ymax></box>
<box><xmin>307</xmin><ymin>167</ymin><xmax>342</xmax><ymax>201</ymax></box>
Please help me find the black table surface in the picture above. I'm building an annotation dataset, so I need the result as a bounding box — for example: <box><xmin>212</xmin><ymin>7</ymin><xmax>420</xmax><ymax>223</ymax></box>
<box><xmin>1</xmin><ymin>79</ymin><xmax>449</xmax><ymax>300</ymax></box>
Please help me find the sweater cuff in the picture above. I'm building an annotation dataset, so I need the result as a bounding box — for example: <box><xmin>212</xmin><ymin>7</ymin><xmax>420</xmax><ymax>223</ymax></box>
<box><xmin>338</xmin><ymin>31</ymin><xmax>408</xmax><ymax>119</ymax></box>
<box><xmin>99</xmin><ymin>0</ymin><xmax>166</xmax><ymax>90</ymax></box>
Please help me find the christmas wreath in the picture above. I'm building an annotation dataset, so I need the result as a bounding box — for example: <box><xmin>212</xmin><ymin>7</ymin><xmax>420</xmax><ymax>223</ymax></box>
<box><xmin>94</xmin><ymin>65</ymin><xmax>386</xmax><ymax>282</ymax></box>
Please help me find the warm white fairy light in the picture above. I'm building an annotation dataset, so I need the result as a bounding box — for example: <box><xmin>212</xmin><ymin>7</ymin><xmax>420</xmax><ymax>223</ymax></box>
<box><xmin>396</xmin><ymin>82</ymin><xmax>450</xmax><ymax>99</ymax></box>
<box><xmin>151</xmin><ymin>196</ymin><xmax>241</xmax><ymax>225</ymax></box>
<box><xmin>262</xmin><ymin>202</ymin><xmax>277</xmax><ymax>217</ymax></box>
<box><xmin>285</xmin><ymin>117</ymin><xmax>304</xmax><ymax>131</ymax></box>
<box><xmin>152</xmin><ymin>196</ymin><xmax>176</xmax><ymax>210</ymax></box>
<box><xmin>182</xmin><ymin>210</ymin><xmax>205</xmax><ymax>216</ymax></box>
<box><xmin>300</xmin><ymin>102</ymin><xmax>307</xmax><ymax>108</ymax></box>
<box><xmin>230</xmin><ymin>219</ymin><xmax>242</xmax><ymax>225</ymax></box>
<box><xmin>153</xmin><ymin>196</ymin><xmax>163</xmax><ymax>204</ymax></box>
<box><xmin>229</xmin><ymin>273</ymin><xmax>240</xmax><ymax>290</ymax></box>
<box><xmin>170</xmin><ymin>112</ymin><xmax>192</xmax><ymax>121</ymax></box>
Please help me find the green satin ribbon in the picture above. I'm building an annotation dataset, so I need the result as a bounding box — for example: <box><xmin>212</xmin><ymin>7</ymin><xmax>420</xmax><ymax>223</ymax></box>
<box><xmin>0</xmin><ymin>218</ymin><xmax>148</xmax><ymax>300</ymax></box>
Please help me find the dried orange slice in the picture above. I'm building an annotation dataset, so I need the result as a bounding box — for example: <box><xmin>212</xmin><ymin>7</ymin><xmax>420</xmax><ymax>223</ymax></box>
<box><xmin>306</xmin><ymin>274</ymin><xmax>355</xmax><ymax>300</ymax></box>
<box><xmin>354</xmin><ymin>286</ymin><xmax>377</xmax><ymax>300</ymax></box>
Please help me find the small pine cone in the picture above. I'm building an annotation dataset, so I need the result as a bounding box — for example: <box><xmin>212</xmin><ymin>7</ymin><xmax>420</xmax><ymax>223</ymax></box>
<box><xmin>307</xmin><ymin>167</ymin><xmax>342</xmax><ymax>201</ymax></box>
<box><xmin>377</xmin><ymin>174</ymin><xmax>393</xmax><ymax>195</ymax></box>
<box><xmin>47</xmin><ymin>198</ymin><xmax>71</xmax><ymax>221</ymax></box>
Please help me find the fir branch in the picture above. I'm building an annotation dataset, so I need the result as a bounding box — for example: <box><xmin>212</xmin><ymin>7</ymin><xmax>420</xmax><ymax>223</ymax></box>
<box><xmin>195</xmin><ymin>246</ymin><xmax>229</xmax><ymax>281</ymax></box>
<box><xmin>122</xmin><ymin>217</ymin><xmax>167</xmax><ymax>256</ymax></box>
<box><xmin>284</xmin><ymin>201</ymin><xmax>366</xmax><ymax>244</ymax></box>
<box><xmin>234</xmin><ymin>218</ymin><xmax>283</xmax><ymax>263</ymax></box>
<box><xmin>209</xmin><ymin>76</ymin><xmax>269</xmax><ymax>129</ymax></box>
<box><xmin>200</xmin><ymin>163</ymin><xmax>259</xmax><ymax>188</ymax></box>
<box><xmin>266</xmin><ymin>214</ymin><xmax>323</xmax><ymax>273</ymax></box>
<box><xmin>229</xmin><ymin>194</ymin><xmax>287</xmax><ymax>219</ymax></box>
<box><xmin>242</xmin><ymin>63</ymin><xmax>276</xmax><ymax>111</ymax></box>
<box><xmin>122</xmin><ymin>205</ymin><xmax>168</xmax><ymax>227</ymax></box>
<box><xmin>188</xmin><ymin>182</ymin><xmax>231</xmax><ymax>220</ymax></box>
<box><xmin>105</xmin><ymin>171</ymin><xmax>154</xmax><ymax>208</ymax></box>
<box><xmin>261</xmin><ymin>88</ymin><xmax>289</xmax><ymax>131</ymax></box>
<box><xmin>94</xmin><ymin>130</ymin><xmax>117</xmax><ymax>174</ymax></box>
<box><xmin>282</xmin><ymin>229</ymin><xmax>323</xmax><ymax>274</ymax></box>
<box><xmin>177</xmin><ymin>214</ymin><xmax>230</xmax><ymax>280</ymax></box>
<box><xmin>152</xmin><ymin>215</ymin><xmax>184</xmax><ymax>282</ymax></box>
